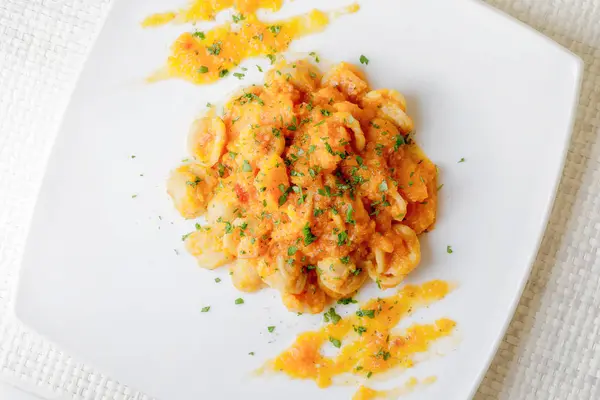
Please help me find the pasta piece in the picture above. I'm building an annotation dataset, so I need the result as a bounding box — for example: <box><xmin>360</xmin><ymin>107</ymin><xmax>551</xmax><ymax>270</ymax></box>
<box><xmin>333</xmin><ymin>112</ymin><xmax>365</xmax><ymax>151</ymax></box>
<box><xmin>205</xmin><ymin>183</ymin><xmax>240</xmax><ymax>226</ymax></box>
<box><xmin>361</xmin><ymin>89</ymin><xmax>413</xmax><ymax>133</ymax></box>
<box><xmin>316</xmin><ymin>256</ymin><xmax>368</xmax><ymax>298</ymax></box>
<box><xmin>365</xmin><ymin>118</ymin><xmax>400</xmax><ymax>149</ymax></box>
<box><xmin>231</xmin><ymin>259</ymin><xmax>265</xmax><ymax>292</ymax></box>
<box><xmin>267</xmin><ymin>59</ymin><xmax>321</xmax><ymax>94</ymax></box>
<box><xmin>185</xmin><ymin>229</ymin><xmax>234</xmax><ymax>269</ymax></box>
<box><xmin>282</xmin><ymin>273</ymin><xmax>328</xmax><ymax>314</ymax></box>
<box><xmin>322</xmin><ymin>62</ymin><xmax>369</xmax><ymax>100</ymax></box>
<box><xmin>254</xmin><ymin>154</ymin><xmax>289</xmax><ymax>209</ymax></box>
<box><xmin>188</xmin><ymin>116</ymin><xmax>227</xmax><ymax>166</ymax></box>
<box><xmin>257</xmin><ymin>255</ymin><xmax>307</xmax><ymax>295</ymax></box>
<box><xmin>167</xmin><ymin>163</ymin><xmax>218</xmax><ymax>218</ymax></box>
<box><xmin>366</xmin><ymin>224</ymin><xmax>420</xmax><ymax>288</ymax></box>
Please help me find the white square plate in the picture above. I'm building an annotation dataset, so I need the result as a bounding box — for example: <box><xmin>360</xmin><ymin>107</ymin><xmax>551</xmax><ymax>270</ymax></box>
<box><xmin>15</xmin><ymin>0</ymin><xmax>582</xmax><ymax>399</ymax></box>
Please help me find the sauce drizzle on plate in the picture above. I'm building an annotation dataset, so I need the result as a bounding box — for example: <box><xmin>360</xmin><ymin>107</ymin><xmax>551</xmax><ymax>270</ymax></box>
<box><xmin>272</xmin><ymin>280</ymin><xmax>455</xmax><ymax>387</ymax></box>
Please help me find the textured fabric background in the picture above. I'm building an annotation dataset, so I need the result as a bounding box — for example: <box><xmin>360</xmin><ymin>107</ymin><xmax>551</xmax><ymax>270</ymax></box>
<box><xmin>0</xmin><ymin>0</ymin><xmax>598</xmax><ymax>399</ymax></box>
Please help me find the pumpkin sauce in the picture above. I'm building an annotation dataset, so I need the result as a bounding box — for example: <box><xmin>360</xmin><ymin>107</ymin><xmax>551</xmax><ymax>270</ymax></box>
<box><xmin>143</xmin><ymin>1</ymin><xmax>359</xmax><ymax>84</ymax></box>
<box><xmin>271</xmin><ymin>280</ymin><xmax>455</xmax><ymax>388</ymax></box>
<box><xmin>353</xmin><ymin>376</ymin><xmax>437</xmax><ymax>400</ymax></box>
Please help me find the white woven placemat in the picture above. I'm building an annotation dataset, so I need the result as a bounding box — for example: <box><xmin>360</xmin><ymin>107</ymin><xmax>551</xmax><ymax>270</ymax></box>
<box><xmin>0</xmin><ymin>0</ymin><xmax>598</xmax><ymax>399</ymax></box>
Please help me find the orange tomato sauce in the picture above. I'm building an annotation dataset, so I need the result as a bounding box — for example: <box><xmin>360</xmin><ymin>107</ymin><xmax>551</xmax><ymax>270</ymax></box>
<box><xmin>142</xmin><ymin>0</ymin><xmax>284</xmax><ymax>26</ymax></box>
<box><xmin>143</xmin><ymin>1</ymin><xmax>359</xmax><ymax>85</ymax></box>
<box><xmin>272</xmin><ymin>280</ymin><xmax>455</xmax><ymax>387</ymax></box>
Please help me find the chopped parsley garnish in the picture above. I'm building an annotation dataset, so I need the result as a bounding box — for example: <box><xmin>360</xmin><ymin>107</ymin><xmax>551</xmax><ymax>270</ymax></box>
<box><xmin>356</xmin><ymin>309</ymin><xmax>375</xmax><ymax>318</ymax></box>
<box><xmin>393</xmin><ymin>134</ymin><xmax>405</xmax><ymax>151</ymax></box>
<box><xmin>186</xmin><ymin>177</ymin><xmax>202</xmax><ymax>187</ymax></box>
<box><xmin>207</xmin><ymin>41</ymin><xmax>222</xmax><ymax>55</ymax></box>
<box><xmin>345</xmin><ymin>205</ymin><xmax>355</xmax><ymax>225</ymax></box>
<box><xmin>339</xmin><ymin>256</ymin><xmax>350</xmax><ymax>265</ymax></box>
<box><xmin>272</xmin><ymin>127</ymin><xmax>281</xmax><ymax>137</ymax></box>
<box><xmin>235</xmin><ymin>298</ymin><xmax>245</xmax><ymax>305</ymax></box>
<box><xmin>233</xmin><ymin>72</ymin><xmax>245</xmax><ymax>80</ymax></box>
<box><xmin>232</xmin><ymin>13</ymin><xmax>245</xmax><ymax>23</ymax></box>
<box><xmin>181</xmin><ymin>233</ymin><xmax>192</xmax><ymax>241</ymax></box>
<box><xmin>267</xmin><ymin>54</ymin><xmax>276</xmax><ymax>64</ymax></box>
<box><xmin>313</xmin><ymin>208</ymin><xmax>325</xmax><ymax>217</ymax></box>
<box><xmin>192</xmin><ymin>31</ymin><xmax>206</xmax><ymax>39</ymax></box>
<box><xmin>302</xmin><ymin>222</ymin><xmax>318</xmax><ymax>245</ymax></box>
<box><xmin>309</xmin><ymin>51</ymin><xmax>320</xmax><ymax>63</ymax></box>
<box><xmin>242</xmin><ymin>160</ymin><xmax>252</xmax><ymax>172</ymax></box>
<box><xmin>458</xmin><ymin>157</ymin><xmax>466</xmax><ymax>163</ymax></box>
<box><xmin>323</xmin><ymin>308</ymin><xmax>341</xmax><ymax>324</ymax></box>
<box><xmin>367</xmin><ymin>371</ymin><xmax>373</xmax><ymax>378</ymax></box>
<box><xmin>248</xmin><ymin>352</ymin><xmax>255</xmax><ymax>356</ymax></box>
<box><xmin>201</xmin><ymin>306</ymin><xmax>211</xmax><ymax>313</ymax></box>
<box><xmin>241</xmin><ymin>92</ymin><xmax>264</xmax><ymax>105</ymax></box>
<box><xmin>375</xmin><ymin>143</ymin><xmax>384</xmax><ymax>156</ymax></box>
<box><xmin>256</xmin><ymin>65</ymin><xmax>263</xmax><ymax>72</ymax></box>
<box><xmin>337</xmin><ymin>231</ymin><xmax>348</xmax><ymax>246</ymax></box>
<box><xmin>287</xmin><ymin>246</ymin><xmax>298</xmax><ymax>256</ymax></box>
<box><xmin>447</xmin><ymin>245</ymin><xmax>453</xmax><ymax>254</ymax></box>
<box><xmin>378</xmin><ymin>180</ymin><xmax>388</xmax><ymax>192</ymax></box>
<box><xmin>268</xmin><ymin>25</ymin><xmax>282</xmax><ymax>35</ymax></box>
<box><xmin>219</xmin><ymin>69</ymin><xmax>229</xmax><ymax>78</ymax></box>
<box><xmin>318</xmin><ymin>185</ymin><xmax>333</xmax><ymax>198</ymax></box>
<box><xmin>198</xmin><ymin>66</ymin><xmax>209</xmax><ymax>74</ymax></box>
<box><xmin>359</xmin><ymin>54</ymin><xmax>369</xmax><ymax>65</ymax></box>
<box><xmin>320</xmin><ymin>109</ymin><xmax>331</xmax><ymax>117</ymax></box>
<box><xmin>338</xmin><ymin>297</ymin><xmax>357</xmax><ymax>305</ymax></box>
<box><xmin>353</xmin><ymin>325</ymin><xmax>367</xmax><ymax>335</ymax></box>
<box><xmin>215</xmin><ymin>278</ymin><xmax>221</xmax><ymax>283</ymax></box>
<box><xmin>267</xmin><ymin>326</ymin><xmax>276</xmax><ymax>333</ymax></box>
<box><xmin>329</xmin><ymin>336</ymin><xmax>342</xmax><ymax>348</ymax></box>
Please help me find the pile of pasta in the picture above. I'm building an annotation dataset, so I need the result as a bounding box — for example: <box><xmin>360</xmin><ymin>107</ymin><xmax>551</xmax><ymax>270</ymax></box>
<box><xmin>168</xmin><ymin>59</ymin><xmax>437</xmax><ymax>313</ymax></box>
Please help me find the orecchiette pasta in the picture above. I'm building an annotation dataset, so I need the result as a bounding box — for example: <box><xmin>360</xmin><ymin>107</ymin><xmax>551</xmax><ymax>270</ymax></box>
<box><xmin>168</xmin><ymin>59</ymin><xmax>438</xmax><ymax>313</ymax></box>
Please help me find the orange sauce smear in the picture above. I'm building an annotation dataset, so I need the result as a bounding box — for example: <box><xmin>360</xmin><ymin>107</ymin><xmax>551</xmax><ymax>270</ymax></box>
<box><xmin>272</xmin><ymin>280</ymin><xmax>455</xmax><ymax>388</ymax></box>
<box><xmin>143</xmin><ymin>1</ymin><xmax>359</xmax><ymax>85</ymax></box>
<box><xmin>142</xmin><ymin>0</ymin><xmax>284</xmax><ymax>26</ymax></box>
<box><xmin>353</xmin><ymin>376</ymin><xmax>437</xmax><ymax>400</ymax></box>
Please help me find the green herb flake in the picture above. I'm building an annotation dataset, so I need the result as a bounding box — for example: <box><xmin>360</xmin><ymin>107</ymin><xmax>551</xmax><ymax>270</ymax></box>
<box><xmin>201</xmin><ymin>306</ymin><xmax>211</xmax><ymax>313</ymax></box>
<box><xmin>219</xmin><ymin>69</ymin><xmax>229</xmax><ymax>78</ymax></box>
<box><xmin>235</xmin><ymin>298</ymin><xmax>245</xmax><ymax>305</ymax></box>
<box><xmin>287</xmin><ymin>246</ymin><xmax>298</xmax><ymax>256</ymax></box>
<box><xmin>233</xmin><ymin>72</ymin><xmax>245</xmax><ymax>80</ymax></box>
<box><xmin>353</xmin><ymin>325</ymin><xmax>367</xmax><ymax>335</ymax></box>
<box><xmin>338</xmin><ymin>298</ymin><xmax>357</xmax><ymax>305</ymax></box>
<box><xmin>215</xmin><ymin>278</ymin><xmax>221</xmax><ymax>283</ymax></box>
<box><xmin>378</xmin><ymin>180</ymin><xmax>388</xmax><ymax>192</ymax></box>
<box><xmin>458</xmin><ymin>157</ymin><xmax>466</xmax><ymax>163</ymax></box>
<box><xmin>337</xmin><ymin>231</ymin><xmax>348</xmax><ymax>246</ymax></box>
<box><xmin>268</xmin><ymin>25</ymin><xmax>282</xmax><ymax>35</ymax></box>
<box><xmin>207</xmin><ymin>41</ymin><xmax>222</xmax><ymax>56</ymax></box>
<box><xmin>359</xmin><ymin>54</ymin><xmax>369</xmax><ymax>65</ymax></box>
<box><xmin>329</xmin><ymin>336</ymin><xmax>342</xmax><ymax>348</ymax></box>
<box><xmin>192</xmin><ymin>31</ymin><xmax>206</xmax><ymax>39</ymax></box>
<box><xmin>242</xmin><ymin>160</ymin><xmax>252</xmax><ymax>172</ymax></box>
<box><xmin>267</xmin><ymin>326</ymin><xmax>276</xmax><ymax>333</ymax></box>
<box><xmin>447</xmin><ymin>245</ymin><xmax>453</xmax><ymax>254</ymax></box>
<box><xmin>302</xmin><ymin>222</ymin><xmax>318</xmax><ymax>245</ymax></box>
<box><xmin>356</xmin><ymin>309</ymin><xmax>375</xmax><ymax>318</ymax></box>
<box><xmin>323</xmin><ymin>308</ymin><xmax>342</xmax><ymax>324</ymax></box>
<box><xmin>198</xmin><ymin>65</ymin><xmax>209</xmax><ymax>74</ymax></box>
